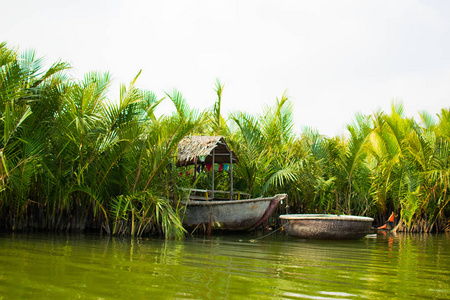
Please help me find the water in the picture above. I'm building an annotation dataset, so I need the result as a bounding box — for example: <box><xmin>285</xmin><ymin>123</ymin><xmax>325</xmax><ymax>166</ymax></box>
<box><xmin>0</xmin><ymin>232</ymin><xmax>449</xmax><ymax>299</ymax></box>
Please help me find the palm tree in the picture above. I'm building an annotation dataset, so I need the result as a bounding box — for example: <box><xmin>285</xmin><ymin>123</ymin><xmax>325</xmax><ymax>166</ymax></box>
<box><xmin>109</xmin><ymin>88</ymin><xmax>205</xmax><ymax>238</ymax></box>
<box><xmin>208</xmin><ymin>79</ymin><xmax>229</xmax><ymax>136</ymax></box>
<box><xmin>229</xmin><ymin>111</ymin><xmax>269</xmax><ymax>195</ymax></box>
<box><xmin>0</xmin><ymin>42</ymin><xmax>69</xmax><ymax>228</ymax></box>
<box><xmin>229</xmin><ymin>92</ymin><xmax>300</xmax><ymax>198</ymax></box>
<box><xmin>336</xmin><ymin>113</ymin><xmax>373</xmax><ymax>215</ymax></box>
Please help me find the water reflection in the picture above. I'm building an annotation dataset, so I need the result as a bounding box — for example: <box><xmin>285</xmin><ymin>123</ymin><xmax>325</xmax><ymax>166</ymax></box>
<box><xmin>0</xmin><ymin>232</ymin><xmax>449</xmax><ymax>299</ymax></box>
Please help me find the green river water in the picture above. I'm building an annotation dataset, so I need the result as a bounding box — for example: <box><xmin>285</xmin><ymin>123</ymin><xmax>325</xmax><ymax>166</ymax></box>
<box><xmin>0</xmin><ymin>231</ymin><xmax>449</xmax><ymax>299</ymax></box>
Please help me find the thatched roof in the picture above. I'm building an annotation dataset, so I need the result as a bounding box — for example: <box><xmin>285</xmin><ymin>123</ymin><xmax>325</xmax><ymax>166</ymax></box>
<box><xmin>177</xmin><ymin>136</ymin><xmax>238</xmax><ymax>166</ymax></box>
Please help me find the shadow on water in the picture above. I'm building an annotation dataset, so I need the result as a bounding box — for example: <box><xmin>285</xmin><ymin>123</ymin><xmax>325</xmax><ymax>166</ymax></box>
<box><xmin>0</xmin><ymin>231</ymin><xmax>449</xmax><ymax>299</ymax></box>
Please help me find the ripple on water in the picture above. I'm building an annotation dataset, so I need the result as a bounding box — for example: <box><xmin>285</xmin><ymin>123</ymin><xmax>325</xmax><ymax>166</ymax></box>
<box><xmin>0</xmin><ymin>233</ymin><xmax>449</xmax><ymax>299</ymax></box>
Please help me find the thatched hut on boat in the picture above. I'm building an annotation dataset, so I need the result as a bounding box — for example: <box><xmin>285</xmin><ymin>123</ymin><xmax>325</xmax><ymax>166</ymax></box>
<box><xmin>177</xmin><ymin>136</ymin><xmax>285</xmax><ymax>231</ymax></box>
<box><xmin>176</xmin><ymin>136</ymin><xmax>239</xmax><ymax>200</ymax></box>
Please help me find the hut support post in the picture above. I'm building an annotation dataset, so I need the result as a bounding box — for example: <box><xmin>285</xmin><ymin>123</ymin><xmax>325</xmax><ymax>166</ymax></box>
<box><xmin>230</xmin><ymin>152</ymin><xmax>233</xmax><ymax>200</ymax></box>
<box><xmin>211</xmin><ymin>148</ymin><xmax>215</xmax><ymax>199</ymax></box>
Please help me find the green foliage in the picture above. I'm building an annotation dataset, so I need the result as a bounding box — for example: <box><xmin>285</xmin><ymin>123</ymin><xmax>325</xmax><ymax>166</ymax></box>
<box><xmin>0</xmin><ymin>42</ymin><xmax>449</xmax><ymax>234</ymax></box>
<box><xmin>111</xmin><ymin>191</ymin><xmax>185</xmax><ymax>239</ymax></box>
<box><xmin>0</xmin><ymin>43</ymin><xmax>203</xmax><ymax>237</ymax></box>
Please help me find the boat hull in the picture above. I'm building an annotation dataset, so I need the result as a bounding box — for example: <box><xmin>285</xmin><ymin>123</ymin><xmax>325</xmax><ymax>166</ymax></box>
<box><xmin>183</xmin><ymin>194</ymin><xmax>286</xmax><ymax>231</ymax></box>
<box><xmin>280</xmin><ymin>214</ymin><xmax>374</xmax><ymax>240</ymax></box>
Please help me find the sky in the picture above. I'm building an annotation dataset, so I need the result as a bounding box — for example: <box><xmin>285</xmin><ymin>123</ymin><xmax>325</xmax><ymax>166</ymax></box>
<box><xmin>3</xmin><ymin>0</ymin><xmax>450</xmax><ymax>136</ymax></box>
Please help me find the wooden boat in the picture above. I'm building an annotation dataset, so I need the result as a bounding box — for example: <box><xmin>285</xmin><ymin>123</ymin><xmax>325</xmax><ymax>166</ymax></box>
<box><xmin>177</xmin><ymin>136</ymin><xmax>285</xmax><ymax>231</ymax></box>
<box><xmin>182</xmin><ymin>194</ymin><xmax>287</xmax><ymax>231</ymax></box>
<box><xmin>280</xmin><ymin>214</ymin><xmax>374</xmax><ymax>239</ymax></box>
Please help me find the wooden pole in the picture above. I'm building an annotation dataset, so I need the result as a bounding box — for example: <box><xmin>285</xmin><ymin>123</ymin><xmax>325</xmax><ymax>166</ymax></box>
<box><xmin>230</xmin><ymin>152</ymin><xmax>233</xmax><ymax>200</ymax></box>
<box><xmin>193</xmin><ymin>162</ymin><xmax>197</xmax><ymax>182</ymax></box>
<box><xmin>211</xmin><ymin>148</ymin><xmax>215</xmax><ymax>199</ymax></box>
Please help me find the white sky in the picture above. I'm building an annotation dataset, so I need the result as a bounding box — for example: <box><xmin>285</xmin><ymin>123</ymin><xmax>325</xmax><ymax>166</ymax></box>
<box><xmin>3</xmin><ymin>0</ymin><xmax>450</xmax><ymax>136</ymax></box>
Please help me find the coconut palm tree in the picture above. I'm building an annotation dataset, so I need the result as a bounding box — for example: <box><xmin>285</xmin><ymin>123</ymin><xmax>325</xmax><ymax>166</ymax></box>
<box><xmin>0</xmin><ymin>42</ymin><xmax>69</xmax><ymax>229</ymax></box>
<box><xmin>208</xmin><ymin>79</ymin><xmax>229</xmax><ymax>136</ymax></box>
<box><xmin>109</xmin><ymin>88</ymin><xmax>205</xmax><ymax>238</ymax></box>
<box><xmin>229</xmin><ymin>92</ymin><xmax>300</xmax><ymax>198</ymax></box>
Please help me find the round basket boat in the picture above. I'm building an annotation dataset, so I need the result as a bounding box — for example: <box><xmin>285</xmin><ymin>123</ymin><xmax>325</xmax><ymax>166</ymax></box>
<box><xmin>280</xmin><ymin>214</ymin><xmax>374</xmax><ymax>240</ymax></box>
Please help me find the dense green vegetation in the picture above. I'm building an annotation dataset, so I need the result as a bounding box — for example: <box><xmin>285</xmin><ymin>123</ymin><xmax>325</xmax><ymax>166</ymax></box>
<box><xmin>1</xmin><ymin>43</ymin><xmax>449</xmax><ymax>238</ymax></box>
